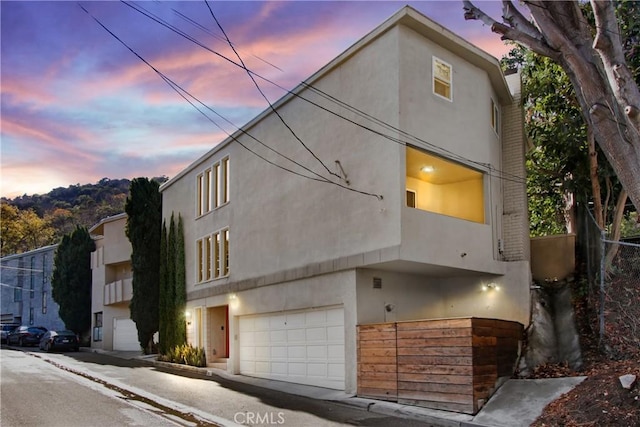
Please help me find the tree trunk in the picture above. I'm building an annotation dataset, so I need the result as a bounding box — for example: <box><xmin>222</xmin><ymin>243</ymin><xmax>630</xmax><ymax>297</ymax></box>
<box><xmin>463</xmin><ymin>0</ymin><xmax>640</xmax><ymax>211</ymax></box>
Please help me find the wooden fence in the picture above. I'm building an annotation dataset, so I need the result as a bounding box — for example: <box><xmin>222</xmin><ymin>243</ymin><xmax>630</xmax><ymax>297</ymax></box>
<box><xmin>357</xmin><ymin>317</ymin><xmax>523</xmax><ymax>414</ymax></box>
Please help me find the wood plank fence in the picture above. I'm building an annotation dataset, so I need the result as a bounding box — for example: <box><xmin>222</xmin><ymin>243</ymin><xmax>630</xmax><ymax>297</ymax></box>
<box><xmin>357</xmin><ymin>317</ymin><xmax>523</xmax><ymax>414</ymax></box>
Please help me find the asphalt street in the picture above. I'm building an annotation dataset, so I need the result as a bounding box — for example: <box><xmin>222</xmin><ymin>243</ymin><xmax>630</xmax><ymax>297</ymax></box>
<box><xmin>1</xmin><ymin>347</ymin><xmax>435</xmax><ymax>426</ymax></box>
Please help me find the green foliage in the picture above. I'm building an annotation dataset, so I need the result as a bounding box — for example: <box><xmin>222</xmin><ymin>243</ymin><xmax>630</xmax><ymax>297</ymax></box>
<box><xmin>125</xmin><ymin>178</ymin><xmax>162</xmax><ymax>354</ymax></box>
<box><xmin>174</xmin><ymin>215</ymin><xmax>187</xmax><ymax>345</ymax></box>
<box><xmin>158</xmin><ymin>220</ymin><xmax>169</xmax><ymax>354</ymax></box>
<box><xmin>1</xmin><ymin>177</ymin><xmax>169</xmax><ymax>255</ymax></box>
<box><xmin>0</xmin><ymin>203</ymin><xmax>56</xmax><ymax>256</ymax></box>
<box><xmin>158</xmin><ymin>344</ymin><xmax>206</xmax><ymax>367</ymax></box>
<box><xmin>620</xmin><ymin>211</ymin><xmax>640</xmax><ymax>238</ymax></box>
<box><xmin>158</xmin><ymin>213</ymin><xmax>187</xmax><ymax>352</ymax></box>
<box><xmin>51</xmin><ymin>226</ymin><xmax>95</xmax><ymax>334</ymax></box>
<box><xmin>503</xmin><ymin>45</ymin><xmax>621</xmax><ymax>236</ymax></box>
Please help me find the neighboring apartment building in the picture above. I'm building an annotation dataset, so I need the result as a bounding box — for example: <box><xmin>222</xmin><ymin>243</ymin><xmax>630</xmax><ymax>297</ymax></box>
<box><xmin>89</xmin><ymin>213</ymin><xmax>140</xmax><ymax>351</ymax></box>
<box><xmin>160</xmin><ymin>6</ymin><xmax>531</xmax><ymax>394</ymax></box>
<box><xmin>0</xmin><ymin>245</ymin><xmax>66</xmax><ymax>331</ymax></box>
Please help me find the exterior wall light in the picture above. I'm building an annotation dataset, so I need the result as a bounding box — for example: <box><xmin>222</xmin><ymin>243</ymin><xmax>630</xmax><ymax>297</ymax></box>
<box><xmin>482</xmin><ymin>283</ymin><xmax>500</xmax><ymax>292</ymax></box>
<box><xmin>185</xmin><ymin>310</ymin><xmax>192</xmax><ymax>325</ymax></box>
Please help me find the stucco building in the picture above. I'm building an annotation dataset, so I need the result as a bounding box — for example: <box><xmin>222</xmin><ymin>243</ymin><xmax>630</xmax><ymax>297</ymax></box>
<box><xmin>160</xmin><ymin>6</ymin><xmax>531</xmax><ymax>394</ymax></box>
<box><xmin>89</xmin><ymin>213</ymin><xmax>140</xmax><ymax>351</ymax></box>
<box><xmin>0</xmin><ymin>245</ymin><xmax>65</xmax><ymax>331</ymax></box>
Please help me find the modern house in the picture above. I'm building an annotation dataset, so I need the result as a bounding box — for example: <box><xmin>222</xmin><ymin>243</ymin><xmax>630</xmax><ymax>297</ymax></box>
<box><xmin>160</xmin><ymin>5</ymin><xmax>531</xmax><ymax>398</ymax></box>
<box><xmin>0</xmin><ymin>244</ymin><xmax>66</xmax><ymax>331</ymax></box>
<box><xmin>89</xmin><ymin>213</ymin><xmax>140</xmax><ymax>351</ymax></box>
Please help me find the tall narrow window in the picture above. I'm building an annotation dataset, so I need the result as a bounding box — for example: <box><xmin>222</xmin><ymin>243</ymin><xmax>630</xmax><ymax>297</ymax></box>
<box><xmin>30</xmin><ymin>257</ymin><xmax>35</xmax><ymax>298</ymax></box>
<box><xmin>213</xmin><ymin>163</ymin><xmax>220</xmax><ymax>208</ymax></box>
<box><xmin>42</xmin><ymin>255</ymin><xmax>47</xmax><ymax>286</ymax></box>
<box><xmin>433</xmin><ymin>57</ymin><xmax>452</xmax><ymax>101</ymax></box>
<box><xmin>29</xmin><ymin>308</ymin><xmax>34</xmax><ymax>325</ymax></box>
<box><xmin>42</xmin><ymin>291</ymin><xmax>48</xmax><ymax>314</ymax></box>
<box><xmin>222</xmin><ymin>157</ymin><xmax>229</xmax><ymax>205</ymax></box>
<box><xmin>491</xmin><ymin>99</ymin><xmax>500</xmax><ymax>134</ymax></box>
<box><xmin>214</xmin><ymin>232</ymin><xmax>221</xmax><ymax>278</ymax></box>
<box><xmin>197</xmin><ymin>239</ymin><xmax>204</xmax><ymax>282</ymax></box>
<box><xmin>204</xmin><ymin>168</ymin><xmax>212</xmax><ymax>213</ymax></box>
<box><xmin>205</xmin><ymin>236</ymin><xmax>212</xmax><ymax>281</ymax></box>
<box><xmin>197</xmin><ymin>173</ymin><xmax>204</xmax><ymax>216</ymax></box>
<box><xmin>14</xmin><ymin>287</ymin><xmax>22</xmax><ymax>302</ymax></box>
<box><xmin>222</xmin><ymin>229</ymin><xmax>229</xmax><ymax>276</ymax></box>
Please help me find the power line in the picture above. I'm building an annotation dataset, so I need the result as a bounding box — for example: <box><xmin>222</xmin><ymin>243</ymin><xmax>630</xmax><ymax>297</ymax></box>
<box><xmin>169</xmin><ymin>6</ymin><xmax>284</xmax><ymax>73</ymax></box>
<box><xmin>204</xmin><ymin>0</ymin><xmax>342</xmax><ymax>181</ymax></box>
<box><xmin>121</xmin><ymin>1</ymin><xmax>528</xmax><ymax>186</ymax></box>
<box><xmin>79</xmin><ymin>3</ymin><xmax>384</xmax><ymax>200</ymax></box>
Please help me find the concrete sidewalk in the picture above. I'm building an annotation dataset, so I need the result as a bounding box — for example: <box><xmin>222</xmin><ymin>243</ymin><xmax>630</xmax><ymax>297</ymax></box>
<box><xmin>85</xmin><ymin>348</ymin><xmax>586</xmax><ymax>427</ymax></box>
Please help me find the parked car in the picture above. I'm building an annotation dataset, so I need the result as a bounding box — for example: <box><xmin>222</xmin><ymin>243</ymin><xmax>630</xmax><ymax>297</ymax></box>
<box><xmin>7</xmin><ymin>326</ymin><xmax>47</xmax><ymax>347</ymax></box>
<box><xmin>39</xmin><ymin>330</ymin><xmax>79</xmax><ymax>352</ymax></box>
<box><xmin>1</xmin><ymin>324</ymin><xmax>19</xmax><ymax>343</ymax></box>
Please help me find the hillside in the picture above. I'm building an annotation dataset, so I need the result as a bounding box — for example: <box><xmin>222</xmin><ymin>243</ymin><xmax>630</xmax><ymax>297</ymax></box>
<box><xmin>0</xmin><ymin>177</ymin><xmax>165</xmax><ymax>257</ymax></box>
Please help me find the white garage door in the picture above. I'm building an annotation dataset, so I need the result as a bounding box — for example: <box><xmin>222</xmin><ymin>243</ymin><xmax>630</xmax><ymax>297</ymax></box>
<box><xmin>113</xmin><ymin>318</ymin><xmax>140</xmax><ymax>351</ymax></box>
<box><xmin>239</xmin><ymin>306</ymin><xmax>345</xmax><ymax>390</ymax></box>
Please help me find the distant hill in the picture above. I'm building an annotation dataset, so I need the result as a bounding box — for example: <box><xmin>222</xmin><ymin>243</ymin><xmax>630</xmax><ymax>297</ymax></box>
<box><xmin>0</xmin><ymin>177</ymin><xmax>167</xmax><ymax>257</ymax></box>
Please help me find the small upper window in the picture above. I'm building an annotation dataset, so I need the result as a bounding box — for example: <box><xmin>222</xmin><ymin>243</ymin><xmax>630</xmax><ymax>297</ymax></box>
<box><xmin>433</xmin><ymin>57</ymin><xmax>452</xmax><ymax>101</ymax></box>
<box><xmin>491</xmin><ymin>99</ymin><xmax>500</xmax><ymax>134</ymax></box>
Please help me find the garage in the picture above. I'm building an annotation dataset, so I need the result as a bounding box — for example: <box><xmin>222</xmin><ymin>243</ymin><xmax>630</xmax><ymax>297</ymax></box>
<box><xmin>239</xmin><ymin>306</ymin><xmax>345</xmax><ymax>390</ymax></box>
<box><xmin>113</xmin><ymin>317</ymin><xmax>140</xmax><ymax>351</ymax></box>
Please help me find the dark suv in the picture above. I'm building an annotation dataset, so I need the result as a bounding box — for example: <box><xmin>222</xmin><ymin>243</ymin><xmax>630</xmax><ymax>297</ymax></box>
<box><xmin>7</xmin><ymin>326</ymin><xmax>47</xmax><ymax>347</ymax></box>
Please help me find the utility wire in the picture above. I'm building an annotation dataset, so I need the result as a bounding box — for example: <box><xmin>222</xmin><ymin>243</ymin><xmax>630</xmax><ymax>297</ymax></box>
<box><xmin>79</xmin><ymin>3</ymin><xmax>383</xmax><ymax>200</ymax></box>
<box><xmin>203</xmin><ymin>0</ymin><xmax>341</xmax><ymax>181</ymax></box>
<box><xmin>169</xmin><ymin>6</ymin><xmax>284</xmax><ymax>72</ymax></box>
<box><xmin>122</xmin><ymin>1</ymin><xmax>528</xmax><ymax>186</ymax></box>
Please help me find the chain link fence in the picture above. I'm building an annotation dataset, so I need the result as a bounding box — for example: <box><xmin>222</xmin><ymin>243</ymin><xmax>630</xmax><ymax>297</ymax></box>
<box><xmin>582</xmin><ymin>208</ymin><xmax>640</xmax><ymax>356</ymax></box>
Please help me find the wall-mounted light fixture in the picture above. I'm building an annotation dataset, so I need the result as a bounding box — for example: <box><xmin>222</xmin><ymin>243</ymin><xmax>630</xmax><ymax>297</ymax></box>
<box><xmin>481</xmin><ymin>283</ymin><xmax>500</xmax><ymax>292</ymax></box>
<box><xmin>185</xmin><ymin>310</ymin><xmax>192</xmax><ymax>325</ymax></box>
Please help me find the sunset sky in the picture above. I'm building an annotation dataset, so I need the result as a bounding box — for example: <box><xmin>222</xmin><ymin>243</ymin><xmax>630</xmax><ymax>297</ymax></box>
<box><xmin>1</xmin><ymin>1</ymin><xmax>516</xmax><ymax>199</ymax></box>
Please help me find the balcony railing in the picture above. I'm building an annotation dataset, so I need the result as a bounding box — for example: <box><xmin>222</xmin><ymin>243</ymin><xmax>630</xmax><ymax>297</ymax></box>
<box><xmin>103</xmin><ymin>278</ymin><xmax>133</xmax><ymax>305</ymax></box>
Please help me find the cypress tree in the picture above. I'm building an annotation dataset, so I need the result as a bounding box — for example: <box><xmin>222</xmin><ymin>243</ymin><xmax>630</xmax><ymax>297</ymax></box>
<box><xmin>158</xmin><ymin>220</ymin><xmax>168</xmax><ymax>354</ymax></box>
<box><xmin>51</xmin><ymin>226</ymin><xmax>95</xmax><ymax>335</ymax></box>
<box><xmin>174</xmin><ymin>214</ymin><xmax>187</xmax><ymax>345</ymax></box>
<box><xmin>166</xmin><ymin>213</ymin><xmax>177</xmax><ymax>349</ymax></box>
<box><xmin>125</xmin><ymin>178</ymin><xmax>161</xmax><ymax>354</ymax></box>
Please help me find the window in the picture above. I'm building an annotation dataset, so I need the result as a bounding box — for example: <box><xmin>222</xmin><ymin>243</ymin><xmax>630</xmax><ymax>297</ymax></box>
<box><xmin>222</xmin><ymin>229</ymin><xmax>229</xmax><ymax>276</ymax></box>
<box><xmin>93</xmin><ymin>312</ymin><xmax>103</xmax><ymax>342</ymax></box>
<box><xmin>30</xmin><ymin>257</ymin><xmax>35</xmax><ymax>298</ymax></box>
<box><xmin>196</xmin><ymin>168</ymin><xmax>212</xmax><ymax>217</ymax></box>
<box><xmin>491</xmin><ymin>99</ymin><xmax>500</xmax><ymax>134</ymax></box>
<box><xmin>196</xmin><ymin>227</ymin><xmax>230</xmax><ymax>283</ymax></box>
<box><xmin>14</xmin><ymin>287</ymin><xmax>22</xmax><ymax>302</ymax></box>
<box><xmin>42</xmin><ymin>255</ymin><xmax>46</xmax><ymax>286</ymax></box>
<box><xmin>221</xmin><ymin>157</ymin><xmax>230</xmax><ymax>205</ymax></box>
<box><xmin>433</xmin><ymin>57</ymin><xmax>452</xmax><ymax>101</ymax></box>
<box><xmin>29</xmin><ymin>308</ymin><xmax>34</xmax><ymax>325</ymax></box>
<box><xmin>406</xmin><ymin>190</ymin><xmax>417</xmax><ymax>208</ymax></box>
<box><xmin>196</xmin><ymin>156</ymin><xmax>230</xmax><ymax>216</ymax></box>
<box><xmin>42</xmin><ymin>292</ymin><xmax>48</xmax><ymax>314</ymax></box>
<box><xmin>405</xmin><ymin>146</ymin><xmax>485</xmax><ymax>223</ymax></box>
<box><xmin>213</xmin><ymin>157</ymin><xmax>230</xmax><ymax>208</ymax></box>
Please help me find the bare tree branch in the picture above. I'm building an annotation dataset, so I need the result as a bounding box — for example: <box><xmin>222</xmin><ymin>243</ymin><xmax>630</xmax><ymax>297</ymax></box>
<box><xmin>463</xmin><ymin>0</ymin><xmax>558</xmax><ymax>58</ymax></box>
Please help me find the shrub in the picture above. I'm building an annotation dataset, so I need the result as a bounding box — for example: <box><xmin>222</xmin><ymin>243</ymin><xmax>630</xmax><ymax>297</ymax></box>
<box><xmin>157</xmin><ymin>344</ymin><xmax>206</xmax><ymax>367</ymax></box>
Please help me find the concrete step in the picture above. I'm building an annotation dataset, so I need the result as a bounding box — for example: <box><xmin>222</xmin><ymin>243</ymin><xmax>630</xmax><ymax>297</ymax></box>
<box><xmin>208</xmin><ymin>358</ymin><xmax>228</xmax><ymax>370</ymax></box>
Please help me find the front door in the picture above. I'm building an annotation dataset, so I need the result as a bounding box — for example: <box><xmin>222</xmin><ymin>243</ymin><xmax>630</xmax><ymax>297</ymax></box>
<box><xmin>207</xmin><ymin>305</ymin><xmax>228</xmax><ymax>358</ymax></box>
